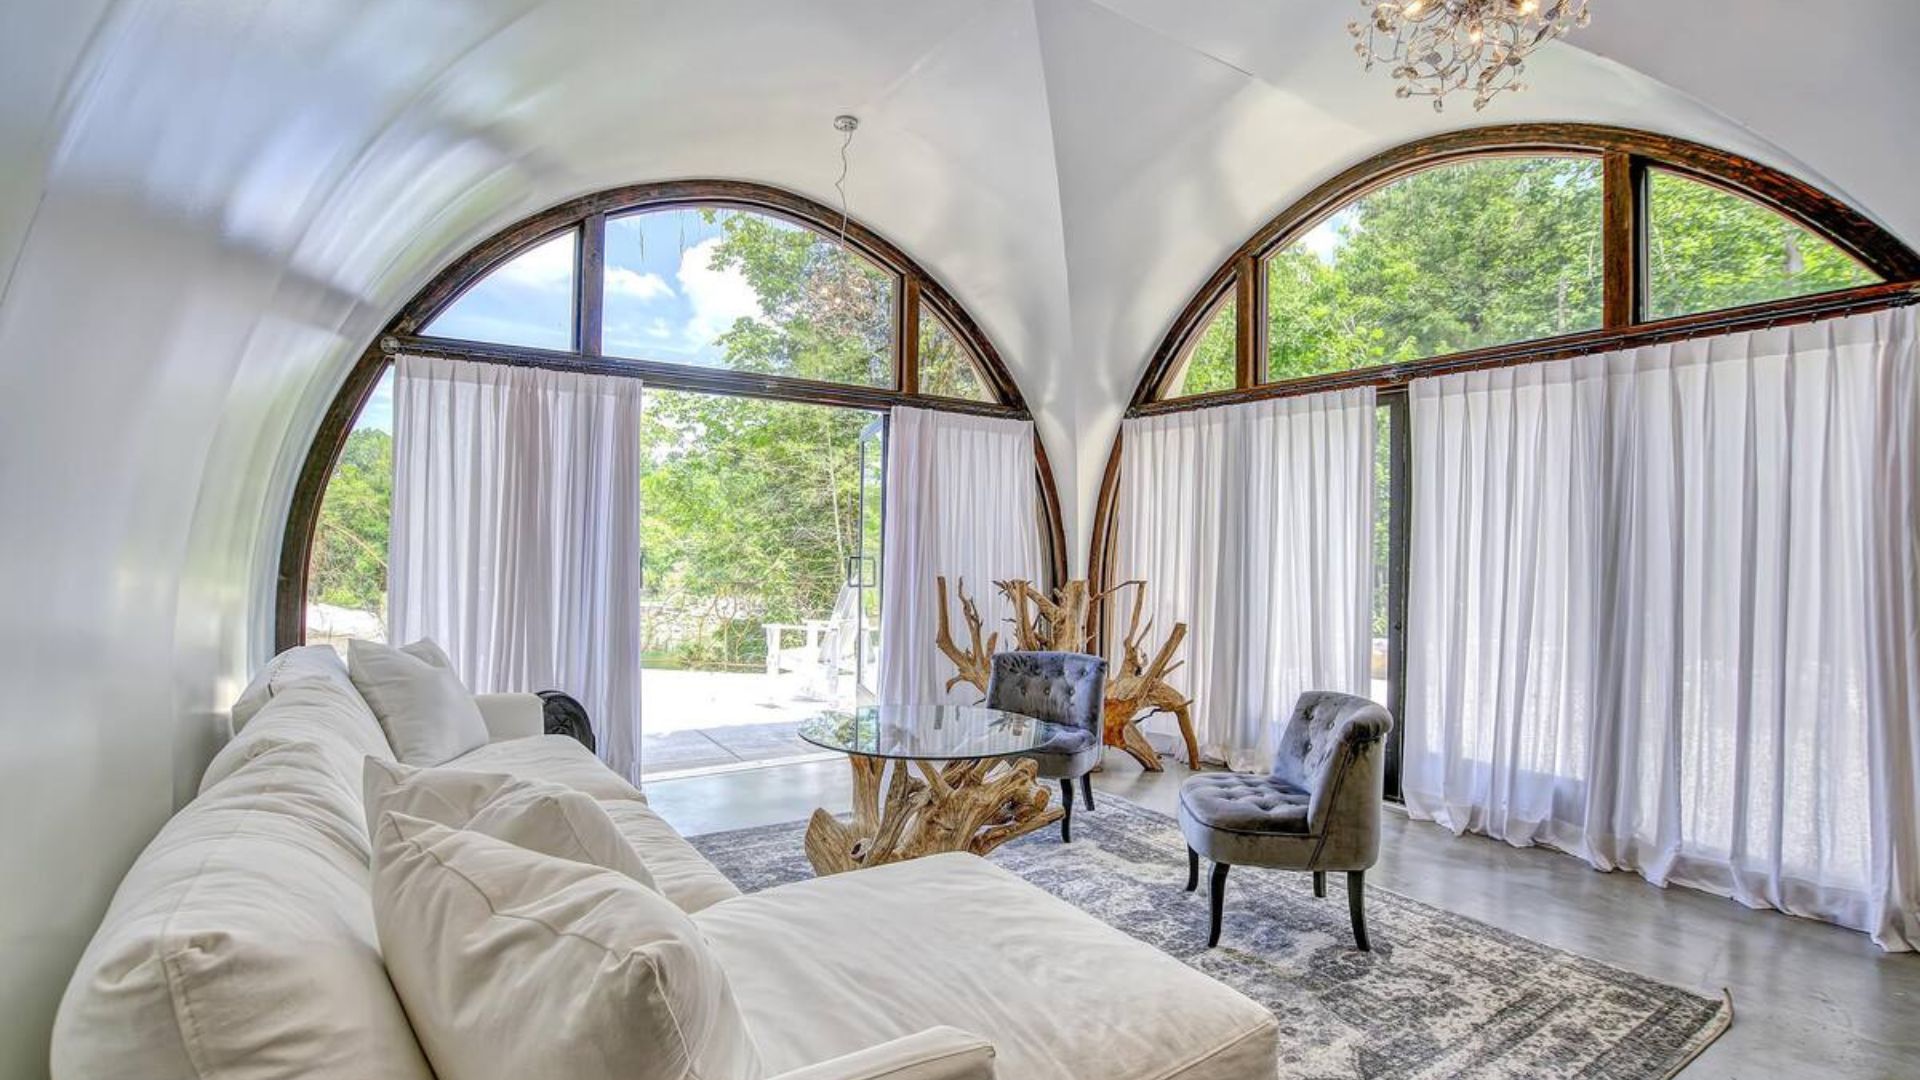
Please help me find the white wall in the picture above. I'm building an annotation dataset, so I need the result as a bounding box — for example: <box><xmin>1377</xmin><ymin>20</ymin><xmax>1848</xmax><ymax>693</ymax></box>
<box><xmin>1</xmin><ymin>2</ymin><xmax>1915</xmax><ymax>1076</ymax></box>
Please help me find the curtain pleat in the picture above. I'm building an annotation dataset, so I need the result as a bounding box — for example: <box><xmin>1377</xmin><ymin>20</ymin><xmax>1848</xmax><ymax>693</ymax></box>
<box><xmin>1113</xmin><ymin>388</ymin><xmax>1377</xmax><ymax>770</ymax></box>
<box><xmin>876</xmin><ymin>407</ymin><xmax>1045</xmax><ymax>705</ymax></box>
<box><xmin>390</xmin><ymin>355</ymin><xmax>646</xmax><ymax>783</ymax></box>
<box><xmin>1404</xmin><ymin>308</ymin><xmax>1920</xmax><ymax>950</ymax></box>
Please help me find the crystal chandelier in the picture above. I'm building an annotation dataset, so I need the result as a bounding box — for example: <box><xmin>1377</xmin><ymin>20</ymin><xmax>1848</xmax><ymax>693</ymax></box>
<box><xmin>1349</xmin><ymin>1</ymin><xmax>1592</xmax><ymax>112</ymax></box>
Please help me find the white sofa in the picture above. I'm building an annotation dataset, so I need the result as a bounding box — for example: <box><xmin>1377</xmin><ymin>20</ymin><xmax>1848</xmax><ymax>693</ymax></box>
<box><xmin>52</xmin><ymin>646</ymin><xmax>1279</xmax><ymax>1079</ymax></box>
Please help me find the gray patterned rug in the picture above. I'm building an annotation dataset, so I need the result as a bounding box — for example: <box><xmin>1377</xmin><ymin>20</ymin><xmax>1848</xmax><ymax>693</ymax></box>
<box><xmin>689</xmin><ymin>794</ymin><xmax>1731</xmax><ymax>1079</ymax></box>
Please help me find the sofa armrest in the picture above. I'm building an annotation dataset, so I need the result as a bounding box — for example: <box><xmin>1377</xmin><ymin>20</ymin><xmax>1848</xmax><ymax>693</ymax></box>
<box><xmin>763</xmin><ymin>1028</ymin><xmax>995</xmax><ymax>1080</ymax></box>
<box><xmin>473</xmin><ymin>692</ymin><xmax>544</xmax><ymax>742</ymax></box>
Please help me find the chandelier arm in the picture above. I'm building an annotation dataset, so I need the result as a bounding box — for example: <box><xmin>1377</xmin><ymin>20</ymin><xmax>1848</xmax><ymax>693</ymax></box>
<box><xmin>1348</xmin><ymin>0</ymin><xmax>1589</xmax><ymax>111</ymax></box>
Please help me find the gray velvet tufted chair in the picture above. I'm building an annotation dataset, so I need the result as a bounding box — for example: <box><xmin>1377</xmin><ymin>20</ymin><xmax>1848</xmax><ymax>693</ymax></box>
<box><xmin>985</xmin><ymin>651</ymin><xmax>1107</xmax><ymax>842</ymax></box>
<box><xmin>1178</xmin><ymin>691</ymin><xmax>1393</xmax><ymax>950</ymax></box>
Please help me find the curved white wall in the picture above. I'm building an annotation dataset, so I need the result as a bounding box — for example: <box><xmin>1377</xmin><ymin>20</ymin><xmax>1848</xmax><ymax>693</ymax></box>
<box><xmin>1</xmin><ymin>1</ymin><xmax>1914</xmax><ymax>1075</ymax></box>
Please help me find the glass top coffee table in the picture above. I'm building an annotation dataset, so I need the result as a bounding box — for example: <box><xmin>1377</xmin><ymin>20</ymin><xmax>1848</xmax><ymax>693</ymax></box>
<box><xmin>798</xmin><ymin>703</ymin><xmax>1081</xmax><ymax>761</ymax></box>
<box><xmin>795</xmin><ymin>703</ymin><xmax>1071</xmax><ymax>875</ymax></box>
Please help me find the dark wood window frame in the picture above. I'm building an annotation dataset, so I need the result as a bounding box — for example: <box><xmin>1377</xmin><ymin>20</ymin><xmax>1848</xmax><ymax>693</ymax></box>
<box><xmin>1090</xmin><ymin>124</ymin><xmax>1920</xmax><ymax>787</ymax></box>
<box><xmin>278</xmin><ymin>179</ymin><xmax>1067</xmax><ymax>651</ymax></box>
<box><xmin>1131</xmin><ymin>123</ymin><xmax>1920</xmax><ymax>413</ymax></box>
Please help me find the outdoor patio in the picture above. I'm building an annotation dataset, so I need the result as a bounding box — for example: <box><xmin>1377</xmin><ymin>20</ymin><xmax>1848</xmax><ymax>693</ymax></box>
<box><xmin>639</xmin><ymin>668</ymin><xmax>841</xmax><ymax>779</ymax></box>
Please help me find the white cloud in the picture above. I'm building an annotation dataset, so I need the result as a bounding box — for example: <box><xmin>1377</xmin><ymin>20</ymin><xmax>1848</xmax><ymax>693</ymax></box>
<box><xmin>677</xmin><ymin>237</ymin><xmax>765</xmax><ymax>348</ymax></box>
<box><xmin>492</xmin><ymin>232</ymin><xmax>575</xmax><ymax>289</ymax></box>
<box><xmin>607</xmin><ymin>267</ymin><xmax>673</xmax><ymax>301</ymax></box>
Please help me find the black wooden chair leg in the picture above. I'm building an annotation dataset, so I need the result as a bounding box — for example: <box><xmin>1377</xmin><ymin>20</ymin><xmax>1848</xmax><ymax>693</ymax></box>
<box><xmin>1207</xmin><ymin>863</ymin><xmax>1231</xmax><ymax>947</ymax></box>
<box><xmin>1185</xmin><ymin>847</ymin><xmax>1199</xmax><ymax>892</ymax></box>
<box><xmin>1348</xmin><ymin>870</ymin><xmax>1370</xmax><ymax>952</ymax></box>
<box><xmin>1313</xmin><ymin>870</ymin><xmax>1326</xmax><ymax>898</ymax></box>
<box><xmin>1059</xmin><ymin>778</ymin><xmax>1074</xmax><ymax>843</ymax></box>
<box><xmin>1080</xmin><ymin>773</ymin><xmax>1095</xmax><ymax>811</ymax></box>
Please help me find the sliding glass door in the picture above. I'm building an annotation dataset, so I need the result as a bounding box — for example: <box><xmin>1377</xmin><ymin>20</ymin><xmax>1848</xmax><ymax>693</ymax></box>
<box><xmin>637</xmin><ymin>389</ymin><xmax>884</xmax><ymax>779</ymax></box>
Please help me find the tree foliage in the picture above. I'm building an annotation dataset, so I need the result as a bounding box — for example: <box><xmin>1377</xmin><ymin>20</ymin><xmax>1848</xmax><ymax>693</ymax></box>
<box><xmin>1646</xmin><ymin>171</ymin><xmax>1873</xmax><ymax>319</ymax></box>
<box><xmin>309</xmin><ymin>427</ymin><xmax>391</xmax><ymax>614</ymax></box>
<box><xmin>1267</xmin><ymin>156</ymin><xmax>1605</xmax><ymax>381</ymax></box>
<box><xmin>1175</xmin><ymin>296</ymin><xmax>1236</xmax><ymax>396</ymax></box>
<box><xmin>1171</xmin><ymin>155</ymin><xmax>1874</xmax><ymax>396</ymax></box>
<box><xmin>918</xmin><ymin>311</ymin><xmax>990</xmax><ymax>401</ymax></box>
<box><xmin>639</xmin><ymin>212</ymin><xmax>887</xmax><ymax>668</ymax></box>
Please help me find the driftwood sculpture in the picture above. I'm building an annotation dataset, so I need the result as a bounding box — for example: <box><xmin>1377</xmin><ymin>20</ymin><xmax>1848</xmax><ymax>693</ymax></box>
<box><xmin>933</xmin><ymin>576</ymin><xmax>1197</xmax><ymax>772</ymax></box>
<box><xmin>803</xmin><ymin>755</ymin><xmax>1062</xmax><ymax>875</ymax></box>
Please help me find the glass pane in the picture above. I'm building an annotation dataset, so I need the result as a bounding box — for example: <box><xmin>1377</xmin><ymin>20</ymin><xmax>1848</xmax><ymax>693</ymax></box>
<box><xmin>1166</xmin><ymin>291</ymin><xmax>1236</xmax><ymax>398</ymax></box>
<box><xmin>1266</xmin><ymin>156</ymin><xmax>1603</xmax><ymax>380</ymax></box>
<box><xmin>917</xmin><ymin>309</ymin><xmax>992</xmax><ymax>401</ymax></box>
<box><xmin>423</xmin><ymin>230</ymin><xmax>576</xmax><ymax>350</ymax></box>
<box><xmin>639</xmin><ymin>388</ymin><xmax>878</xmax><ymax>779</ymax></box>
<box><xmin>1647</xmin><ymin>171</ymin><xmax>1878</xmax><ymax>320</ymax></box>
<box><xmin>606</xmin><ymin>208</ymin><xmax>895</xmax><ymax>388</ymax></box>
<box><xmin>307</xmin><ymin>369</ymin><xmax>394</xmax><ymax>655</ymax></box>
<box><xmin>852</xmin><ymin>417</ymin><xmax>885</xmax><ymax>699</ymax></box>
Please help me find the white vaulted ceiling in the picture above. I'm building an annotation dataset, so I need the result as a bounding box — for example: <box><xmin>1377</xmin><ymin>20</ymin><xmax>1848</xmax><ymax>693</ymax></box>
<box><xmin>2</xmin><ymin>2</ymin><xmax>1917</xmax><ymax>1073</ymax></box>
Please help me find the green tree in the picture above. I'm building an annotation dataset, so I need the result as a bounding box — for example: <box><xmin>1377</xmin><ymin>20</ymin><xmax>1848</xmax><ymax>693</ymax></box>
<box><xmin>1267</xmin><ymin>156</ymin><xmax>1604</xmax><ymax>379</ymax></box>
<box><xmin>309</xmin><ymin>427</ymin><xmax>392</xmax><ymax>614</ymax></box>
<box><xmin>1260</xmin><ymin>156</ymin><xmax>1875</xmax><ymax>380</ymax></box>
<box><xmin>1173</xmin><ymin>297</ymin><xmax>1236</xmax><ymax>396</ymax></box>
<box><xmin>1646</xmin><ymin>172</ymin><xmax>1874</xmax><ymax>319</ymax></box>
<box><xmin>639</xmin><ymin>211</ymin><xmax>886</xmax><ymax>668</ymax></box>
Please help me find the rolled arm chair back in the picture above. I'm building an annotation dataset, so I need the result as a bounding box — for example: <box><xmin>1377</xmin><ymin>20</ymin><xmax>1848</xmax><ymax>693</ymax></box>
<box><xmin>985</xmin><ymin>651</ymin><xmax>1107</xmax><ymax>736</ymax></box>
<box><xmin>1272</xmin><ymin>691</ymin><xmax>1393</xmax><ymax>867</ymax></box>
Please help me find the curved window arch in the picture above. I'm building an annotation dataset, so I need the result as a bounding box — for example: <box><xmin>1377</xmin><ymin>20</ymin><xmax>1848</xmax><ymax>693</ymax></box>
<box><xmin>1093</xmin><ymin>125</ymin><xmax>1920</xmax><ymax>799</ymax></box>
<box><xmin>281</xmin><ymin>180</ymin><xmax>1065</xmax><ymax>652</ymax></box>
<box><xmin>1136</xmin><ymin>124</ymin><xmax>1920</xmax><ymax>406</ymax></box>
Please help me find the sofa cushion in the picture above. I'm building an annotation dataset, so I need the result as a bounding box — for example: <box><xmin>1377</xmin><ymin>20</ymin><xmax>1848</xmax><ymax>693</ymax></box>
<box><xmin>363</xmin><ymin>758</ymin><xmax>654</xmax><ymax>889</ymax></box>
<box><xmin>349</xmin><ymin>638</ymin><xmax>490</xmax><ymax>766</ymax></box>
<box><xmin>202</xmin><ymin>676</ymin><xmax>397</xmax><ymax>796</ymax></box>
<box><xmin>51</xmin><ymin>741</ymin><xmax>433</xmax><ymax>1080</ymax></box>
<box><xmin>370</xmin><ymin>813</ymin><xmax>764</xmax><ymax>1080</ymax></box>
<box><xmin>695</xmin><ymin>854</ymin><xmax>1277</xmax><ymax>1080</ymax></box>
<box><xmin>230</xmin><ymin>645</ymin><xmax>356</xmax><ymax>733</ymax></box>
<box><xmin>599</xmin><ymin>800</ymin><xmax>742</xmax><ymax>913</ymax></box>
<box><xmin>1178</xmin><ymin>773</ymin><xmax>1312</xmax><ymax>836</ymax></box>
<box><xmin>449</xmin><ymin>733</ymin><xmax>645</xmax><ymax>802</ymax></box>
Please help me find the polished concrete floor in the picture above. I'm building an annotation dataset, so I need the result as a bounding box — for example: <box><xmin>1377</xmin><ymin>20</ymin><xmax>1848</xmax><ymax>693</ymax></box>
<box><xmin>645</xmin><ymin>756</ymin><xmax>1920</xmax><ymax>1080</ymax></box>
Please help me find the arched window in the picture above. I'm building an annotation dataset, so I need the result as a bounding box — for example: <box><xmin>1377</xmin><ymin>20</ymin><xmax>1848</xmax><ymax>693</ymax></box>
<box><xmin>1096</xmin><ymin>125</ymin><xmax>1920</xmax><ymax>799</ymax></box>
<box><xmin>283</xmin><ymin>181</ymin><xmax>1065</xmax><ymax>673</ymax></box>
<box><xmin>1143</xmin><ymin>125</ymin><xmax>1919</xmax><ymax>404</ymax></box>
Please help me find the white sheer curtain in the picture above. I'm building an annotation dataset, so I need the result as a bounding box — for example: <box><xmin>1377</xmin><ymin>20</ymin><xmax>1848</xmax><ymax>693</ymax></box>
<box><xmin>877</xmin><ymin>407</ymin><xmax>1045</xmax><ymax>705</ymax></box>
<box><xmin>389</xmin><ymin>355</ymin><xmax>647</xmax><ymax>783</ymax></box>
<box><xmin>1113</xmin><ymin>389</ymin><xmax>1376</xmax><ymax>770</ymax></box>
<box><xmin>1404</xmin><ymin>308</ymin><xmax>1920</xmax><ymax>950</ymax></box>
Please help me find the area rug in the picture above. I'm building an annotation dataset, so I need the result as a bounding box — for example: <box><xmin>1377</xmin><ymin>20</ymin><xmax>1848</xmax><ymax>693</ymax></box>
<box><xmin>689</xmin><ymin>794</ymin><xmax>1731</xmax><ymax>1079</ymax></box>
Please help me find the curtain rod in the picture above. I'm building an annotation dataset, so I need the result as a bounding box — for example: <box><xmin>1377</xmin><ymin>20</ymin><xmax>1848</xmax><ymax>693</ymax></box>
<box><xmin>382</xmin><ymin>333</ymin><xmax>1029</xmax><ymax>421</ymax></box>
<box><xmin>1132</xmin><ymin>281</ymin><xmax>1920</xmax><ymax>417</ymax></box>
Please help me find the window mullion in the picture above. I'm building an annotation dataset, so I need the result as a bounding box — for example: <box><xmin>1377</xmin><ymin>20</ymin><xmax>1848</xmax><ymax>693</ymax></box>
<box><xmin>900</xmin><ymin>275</ymin><xmax>921</xmax><ymax>395</ymax></box>
<box><xmin>1234</xmin><ymin>254</ymin><xmax>1259</xmax><ymax>388</ymax></box>
<box><xmin>1602</xmin><ymin>151</ymin><xmax>1642</xmax><ymax>328</ymax></box>
<box><xmin>578</xmin><ymin>215</ymin><xmax>606</xmax><ymax>355</ymax></box>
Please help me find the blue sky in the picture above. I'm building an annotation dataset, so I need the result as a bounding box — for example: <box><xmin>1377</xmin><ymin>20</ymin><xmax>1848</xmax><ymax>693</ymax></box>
<box><xmin>361</xmin><ymin>208</ymin><xmax>782</xmax><ymax>433</ymax></box>
<box><xmin>420</xmin><ymin>208</ymin><xmax>769</xmax><ymax>364</ymax></box>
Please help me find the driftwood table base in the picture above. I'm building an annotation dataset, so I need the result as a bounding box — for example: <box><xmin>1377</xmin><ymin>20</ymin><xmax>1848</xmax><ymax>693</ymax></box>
<box><xmin>804</xmin><ymin>754</ymin><xmax>1064</xmax><ymax>876</ymax></box>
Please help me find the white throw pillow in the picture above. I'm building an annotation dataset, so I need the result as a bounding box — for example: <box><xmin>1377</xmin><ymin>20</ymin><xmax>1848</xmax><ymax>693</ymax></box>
<box><xmin>348</xmin><ymin>638</ymin><xmax>490</xmax><ymax>766</ymax></box>
<box><xmin>363</xmin><ymin>758</ymin><xmax>655</xmax><ymax>890</ymax></box>
<box><xmin>370</xmin><ymin>813</ymin><xmax>765</xmax><ymax>1080</ymax></box>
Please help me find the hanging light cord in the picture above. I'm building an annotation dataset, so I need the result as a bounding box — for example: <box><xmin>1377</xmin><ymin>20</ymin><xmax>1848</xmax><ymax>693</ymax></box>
<box><xmin>833</xmin><ymin>116</ymin><xmax>859</xmax><ymax>250</ymax></box>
